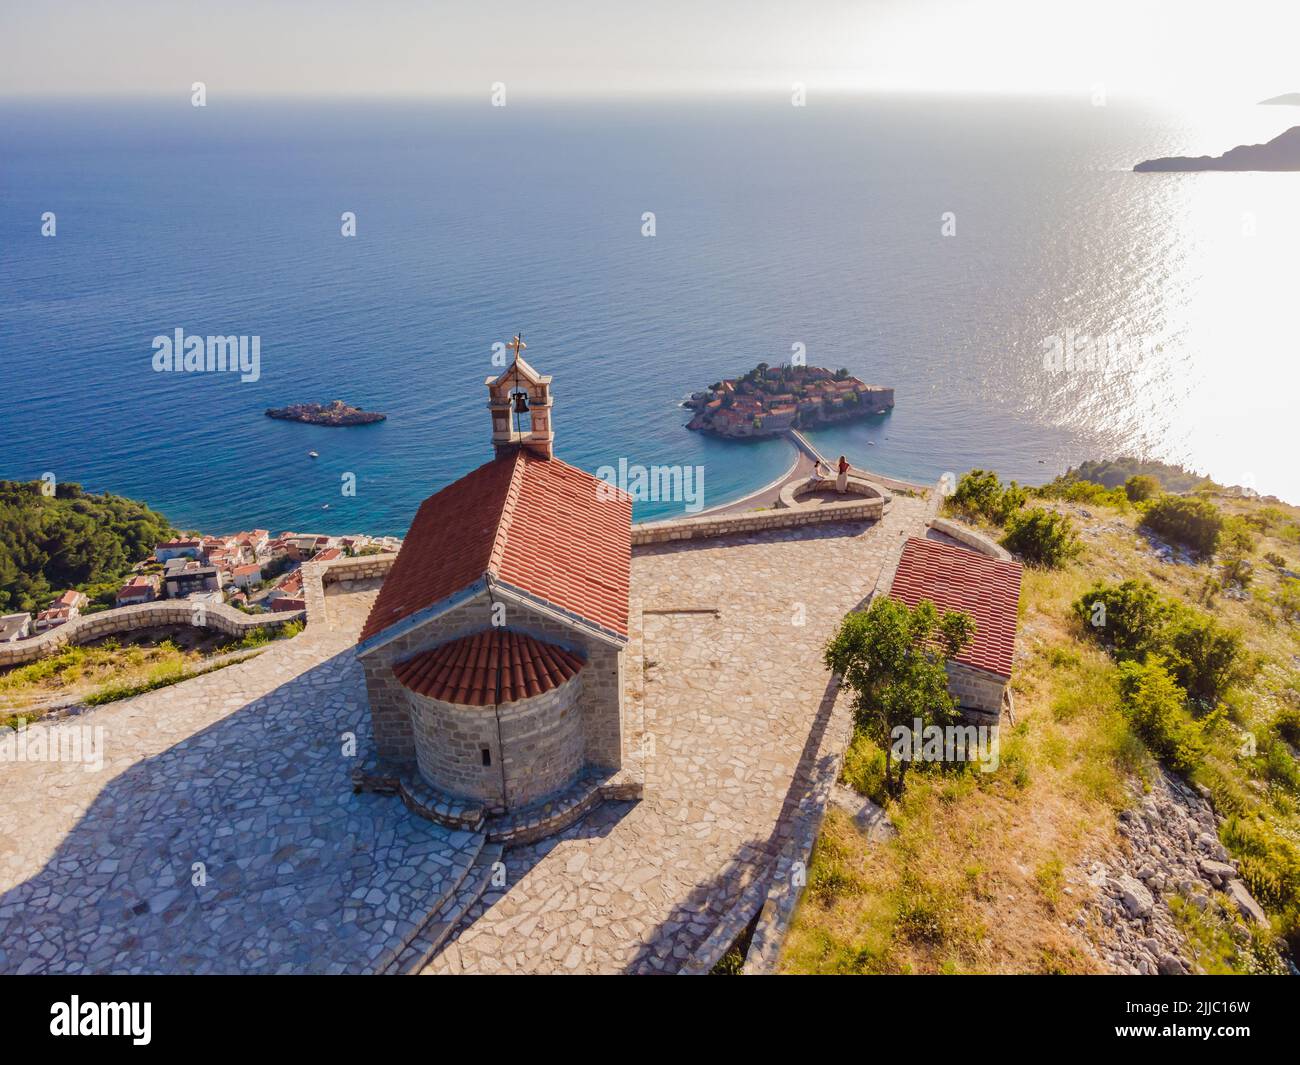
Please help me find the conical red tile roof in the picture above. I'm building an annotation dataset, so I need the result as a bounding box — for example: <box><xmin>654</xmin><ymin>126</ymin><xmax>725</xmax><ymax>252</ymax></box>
<box><xmin>392</xmin><ymin>628</ymin><xmax>584</xmax><ymax>706</ymax></box>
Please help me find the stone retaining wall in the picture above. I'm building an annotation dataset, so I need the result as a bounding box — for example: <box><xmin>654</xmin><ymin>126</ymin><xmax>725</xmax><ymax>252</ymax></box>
<box><xmin>632</xmin><ymin>491</ymin><xmax>886</xmax><ymax>546</ymax></box>
<box><xmin>926</xmin><ymin>516</ymin><xmax>1012</xmax><ymax>560</ymax></box>
<box><xmin>0</xmin><ymin>553</ymin><xmax>398</xmax><ymax>670</ymax></box>
<box><xmin>0</xmin><ymin>599</ymin><xmax>305</xmax><ymax>668</ymax></box>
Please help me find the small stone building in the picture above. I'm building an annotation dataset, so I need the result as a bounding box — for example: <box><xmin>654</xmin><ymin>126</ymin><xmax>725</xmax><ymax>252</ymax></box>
<box><xmin>356</xmin><ymin>348</ymin><xmax>632</xmax><ymax>815</ymax></box>
<box><xmin>888</xmin><ymin>536</ymin><xmax>1023</xmax><ymax>725</ymax></box>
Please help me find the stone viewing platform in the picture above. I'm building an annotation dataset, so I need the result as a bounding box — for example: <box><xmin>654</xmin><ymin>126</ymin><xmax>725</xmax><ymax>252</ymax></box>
<box><xmin>265</xmin><ymin>399</ymin><xmax>386</xmax><ymax>426</ymax></box>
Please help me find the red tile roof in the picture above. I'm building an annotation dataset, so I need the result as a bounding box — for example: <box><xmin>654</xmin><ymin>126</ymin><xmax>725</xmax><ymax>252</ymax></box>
<box><xmin>888</xmin><ymin>537</ymin><xmax>1022</xmax><ymax>678</ymax></box>
<box><xmin>393</xmin><ymin>628</ymin><xmax>584</xmax><ymax>706</ymax></box>
<box><xmin>359</xmin><ymin>451</ymin><xmax>632</xmax><ymax>645</ymax></box>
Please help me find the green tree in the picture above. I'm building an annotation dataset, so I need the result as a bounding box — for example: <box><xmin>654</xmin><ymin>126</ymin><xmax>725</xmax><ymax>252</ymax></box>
<box><xmin>1124</xmin><ymin>474</ymin><xmax>1160</xmax><ymax>503</ymax></box>
<box><xmin>823</xmin><ymin>597</ymin><xmax>975</xmax><ymax>793</ymax></box>
<box><xmin>1140</xmin><ymin>494</ymin><xmax>1224</xmax><ymax>557</ymax></box>
<box><xmin>1072</xmin><ymin>579</ymin><xmax>1169</xmax><ymax>660</ymax></box>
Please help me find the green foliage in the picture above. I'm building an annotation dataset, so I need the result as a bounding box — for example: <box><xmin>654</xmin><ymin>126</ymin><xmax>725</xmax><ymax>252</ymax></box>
<box><xmin>1035</xmin><ymin>476</ymin><xmax>1129</xmax><ymax>508</ymax></box>
<box><xmin>1219</xmin><ymin>814</ymin><xmax>1300</xmax><ymax>952</ymax></box>
<box><xmin>1275</xmin><ymin>705</ymin><xmax>1300</xmax><ymax>748</ymax></box>
<box><xmin>1116</xmin><ymin>658</ymin><xmax>1207</xmax><ymax>773</ymax></box>
<box><xmin>1123</xmin><ymin>474</ymin><xmax>1161</xmax><ymax>503</ymax></box>
<box><xmin>1068</xmin><ymin>457</ymin><xmax>1212</xmax><ymax>493</ymax></box>
<box><xmin>0</xmin><ymin>481</ymin><xmax>175</xmax><ymax>613</ymax></box>
<box><xmin>1140</xmin><ymin>493</ymin><xmax>1224</xmax><ymax>557</ymax></box>
<box><xmin>1073</xmin><ymin>579</ymin><xmax>1169</xmax><ymax>660</ymax></box>
<box><xmin>840</xmin><ymin>731</ymin><xmax>890</xmax><ymax>806</ymax></box>
<box><xmin>824</xmin><ymin>596</ymin><xmax>975</xmax><ymax>793</ymax></box>
<box><xmin>1073</xmin><ymin>579</ymin><xmax>1243</xmax><ymax>709</ymax></box>
<box><xmin>949</xmin><ymin>469</ymin><xmax>1026</xmax><ymax>526</ymax></box>
<box><xmin>1000</xmin><ymin>507</ymin><xmax>1081</xmax><ymax>568</ymax></box>
<box><xmin>1162</xmin><ymin>609</ymin><xmax>1244</xmax><ymax>708</ymax></box>
<box><xmin>1275</xmin><ymin>579</ymin><xmax>1300</xmax><ymax>623</ymax></box>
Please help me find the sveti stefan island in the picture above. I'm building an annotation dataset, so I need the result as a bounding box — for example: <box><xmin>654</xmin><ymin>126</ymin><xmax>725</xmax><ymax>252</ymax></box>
<box><xmin>1</xmin><ymin>0</ymin><xmax>1298</xmax><ymax>1039</ymax></box>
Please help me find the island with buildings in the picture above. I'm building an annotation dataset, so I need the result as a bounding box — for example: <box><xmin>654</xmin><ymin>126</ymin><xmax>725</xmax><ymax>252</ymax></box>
<box><xmin>684</xmin><ymin>363</ymin><xmax>893</xmax><ymax>438</ymax></box>
<box><xmin>265</xmin><ymin>400</ymin><xmax>387</xmax><ymax>426</ymax></box>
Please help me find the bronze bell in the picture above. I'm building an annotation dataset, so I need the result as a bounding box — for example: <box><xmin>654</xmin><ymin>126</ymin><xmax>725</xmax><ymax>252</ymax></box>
<box><xmin>512</xmin><ymin>390</ymin><xmax>530</xmax><ymax>415</ymax></box>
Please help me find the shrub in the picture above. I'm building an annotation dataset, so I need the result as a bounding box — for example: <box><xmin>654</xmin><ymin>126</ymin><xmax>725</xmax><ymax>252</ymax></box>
<box><xmin>949</xmin><ymin>469</ymin><xmax>1025</xmax><ymax>526</ymax></box>
<box><xmin>1275</xmin><ymin>579</ymin><xmax>1300</xmax><ymax>623</ymax></box>
<box><xmin>950</xmin><ymin>469</ymin><xmax>1001</xmax><ymax>521</ymax></box>
<box><xmin>1276</xmin><ymin>705</ymin><xmax>1300</xmax><ymax>748</ymax></box>
<box><xmin>1263</xmin><ymin>550</ymin><xmax>1287</xmax><ymax>570</ymax></box>
<box><xmin>1072</xmin><ymin>579</ymin><xmax>1168</xmax><ymax>660</ymax></box>
<box><xmin>1124</xmin><ymin>474</ymin><xmax>1160</xmax><ymax>503</ymax></box>
<box><xmin>1116</xmin><ymin>658</ymin><xmax>1206</xmax><ymax>772</ymax></box>
<box><xmin>1140</xmin><ymin>494</ymin><xmax>1223</xmax><ymax>557</ymax></box>
<box><xmin>1000</xmin><ymin>507</ymin><xmax>1081</xmax><ymax>568</ymax></box>
<box><xmin>1163</xmin><ymin>608</ymin><xmax>1243</xmax><ymax>707</ymax></box>
<box><xmin>1035</xmin><ymin>477</ymin><xmax>1128</xmax><ymax>508</ymax></box>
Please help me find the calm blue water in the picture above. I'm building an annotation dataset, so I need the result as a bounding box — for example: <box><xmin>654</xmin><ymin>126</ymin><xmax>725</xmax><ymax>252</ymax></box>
<box><xmin>2</xmin><ymin>96</ymin><xmax>1296</xmax><ymax>535</ymax></box>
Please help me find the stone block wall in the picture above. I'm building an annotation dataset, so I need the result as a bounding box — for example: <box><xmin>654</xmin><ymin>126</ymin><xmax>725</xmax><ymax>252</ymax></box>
<box><xmin>358</xmin><ymin>590</ymin><xmax>626</xmax><ymax>800</ymax></box>
<box><xmin>945</xmin><ymin>660</ymin><xmax>1007</xmax><ymax>719</ymax></box>
<box><xmin>631</xmin><ymin>495</ymin><xmax>884</xmax><ymax>546</ymax></box>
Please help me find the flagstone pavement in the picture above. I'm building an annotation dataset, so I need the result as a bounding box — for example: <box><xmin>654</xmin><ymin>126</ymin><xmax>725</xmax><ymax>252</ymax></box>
<box><xmin>0</xmin><ymin>495</ymin><xmax>928</xmax><ymax>974</ymax></box>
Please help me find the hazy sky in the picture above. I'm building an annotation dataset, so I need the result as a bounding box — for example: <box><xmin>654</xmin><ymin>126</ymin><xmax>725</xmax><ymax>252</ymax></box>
<box><xmin>2</xmin><ymin>0</ymin><xmax>1296</xmax><ymax>101</ymax></box>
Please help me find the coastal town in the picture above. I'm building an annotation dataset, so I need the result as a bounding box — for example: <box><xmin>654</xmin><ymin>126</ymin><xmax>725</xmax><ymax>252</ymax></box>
<box><xmin>0</xmin><ymin>526</ymin><xmax>402</xmax><ymax>647</ymax></box>
<box><xmin>685</xmin><ymin>363</ymin><xmax>894</xmax><ymax>438</ymax></box>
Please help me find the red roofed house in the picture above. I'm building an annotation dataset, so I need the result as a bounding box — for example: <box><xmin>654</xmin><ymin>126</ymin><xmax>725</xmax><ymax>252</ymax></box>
<box><xmin>888</xmin><ymin>536</ymin><xmax>1023</xmax><ymax>724</ymax></box>
<box><xmin>356</xmin><ymin>348</ymin><xmax>633</xmax><ymax>816</ymax></box>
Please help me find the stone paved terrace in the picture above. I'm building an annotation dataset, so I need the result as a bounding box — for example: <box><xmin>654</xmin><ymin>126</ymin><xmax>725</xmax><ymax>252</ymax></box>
<box><xmin>0</xmin><ymin>585</ymin><xmax>484</xmax><ymax>974</ymax></box>
<box><xmin>426</xmin><ymin>492</ymin><xmax>929</xmax><ymax>973</ymax></box>
<box><xmin>0</xmin><ymin>497</ymin><xmax>928</xmax><ymax>974</ymax></box>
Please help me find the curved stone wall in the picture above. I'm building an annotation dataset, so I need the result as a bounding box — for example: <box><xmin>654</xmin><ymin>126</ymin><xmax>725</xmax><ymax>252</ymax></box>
<box><xmin>405</xmin><ymin>671</ymin><xmax>585</xmax><ymax>813</ymax></box>
<box><xmin>777</xmin><ymin>476</ymin><xmax>886</xmax><ymax>510</ymax></box>
<box><xmin>0</xmin><ymin>599</ymin><xmax>305</xmax><ymax>669</ymax></box>
<box><xmin>632</xmin><ymin>484</ymin><xmax>889</xmax><ymax>546</ymax></box>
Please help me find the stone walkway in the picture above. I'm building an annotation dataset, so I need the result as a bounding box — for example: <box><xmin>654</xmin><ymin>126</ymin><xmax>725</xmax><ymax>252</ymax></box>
<box><xmin>0</xmin><ymin>585</ymin><xmax>483</xmax><ymax>974</ymax></box>
<box><xmin>0</xmin><ymin>500</ymin><xmax>927</xmax><ymax>974</ymax></box>
<box><xmin>426</xmin><ymin>494</ymin><xmax>929</xmax><ymax>973</ymax></box>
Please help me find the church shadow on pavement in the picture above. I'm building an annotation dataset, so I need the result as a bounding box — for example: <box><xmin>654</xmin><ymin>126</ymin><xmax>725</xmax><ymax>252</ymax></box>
<box><xmin>0</xmin><ymin>644</ymin><xmax>485</xmax><ymax>975</ymax></box>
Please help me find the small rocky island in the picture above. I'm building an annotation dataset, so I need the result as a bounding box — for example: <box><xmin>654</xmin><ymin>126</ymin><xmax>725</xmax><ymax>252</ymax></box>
<box><xmin>265</xmin><ymin>400</ymin><xmax>387</xmax><ymax>426</ymax></box>
<box><xmin>685</xmin><ymin>363</ymin><xmax>893</xmax><ymax>439</ymax></box>
<box><xmin>1135</xmin><ymin>125</ymin><xmax>1300</xmax><ymax>171</ymax></box>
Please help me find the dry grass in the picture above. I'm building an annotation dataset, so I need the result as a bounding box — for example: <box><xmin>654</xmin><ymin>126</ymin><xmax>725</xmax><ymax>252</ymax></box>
<box><xmin>780</xmin><ymin>489</ymin><xmax>1300</xmax><ymax>974</ymax></box>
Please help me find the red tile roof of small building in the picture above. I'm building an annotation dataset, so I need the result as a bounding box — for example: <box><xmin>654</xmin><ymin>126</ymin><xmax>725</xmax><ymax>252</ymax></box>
<box><xmin>888</xmin><ymin>537</ymin><xmax>1023</xmax><ymax>679</ymax></box>
<box><xmin>359</xmin><ymin>450</ymin><xmax>632</xmax><ymax>645</ymax></box>
<box><xmin>393</xmin><ymin>628</ymin><xmax>584</xmax><ymax>706</ymax></box>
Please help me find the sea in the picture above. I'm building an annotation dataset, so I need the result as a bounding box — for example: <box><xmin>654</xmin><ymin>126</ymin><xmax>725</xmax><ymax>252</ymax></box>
<box><xmin>1</xmin><ymin>94</ymin><xmax>1295</xmax><ymax>535</ymax></box>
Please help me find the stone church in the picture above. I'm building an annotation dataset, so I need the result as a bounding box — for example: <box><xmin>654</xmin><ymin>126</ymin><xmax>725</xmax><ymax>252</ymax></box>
<box><xmin>356</xmin><ymin>342</ymin><xmax>632</xmax><ymax>818</ymax></box>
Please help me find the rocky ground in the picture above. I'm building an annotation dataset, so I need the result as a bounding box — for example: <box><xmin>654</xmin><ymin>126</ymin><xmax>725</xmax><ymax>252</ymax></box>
<box><xmin>1078</xmin><ymin>768</ymin><xmax>1271</xmax><ymax>975</ymax></box>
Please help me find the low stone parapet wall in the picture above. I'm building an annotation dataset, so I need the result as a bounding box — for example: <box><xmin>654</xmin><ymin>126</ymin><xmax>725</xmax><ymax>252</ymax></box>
<box><xmin>632</xmin><ymin>492</ymin><xmax>885</xmax><ymax>546</ymax></box>
<box><xmin>927</xmin><ymin>516</ymin><xmax>1013</xmax><ymax>560</ymax></box>
<box><xmin>0</xmin><ymin>599</ymin><xmax>305</xmax><ymax>669</ymax></box>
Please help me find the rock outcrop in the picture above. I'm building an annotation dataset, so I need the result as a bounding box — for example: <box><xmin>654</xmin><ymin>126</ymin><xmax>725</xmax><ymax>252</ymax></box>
<box><xmin>1078</xmin><ymin>768</ymin><xmax>1274</xmax><ymax>975</ymax></box>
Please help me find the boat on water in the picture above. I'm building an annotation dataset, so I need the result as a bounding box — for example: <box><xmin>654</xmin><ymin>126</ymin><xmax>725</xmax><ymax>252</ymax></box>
<box><xmin>308</xmin><ymin>450</ymin><xmax>319</xmax><ymax>458</ymax></box>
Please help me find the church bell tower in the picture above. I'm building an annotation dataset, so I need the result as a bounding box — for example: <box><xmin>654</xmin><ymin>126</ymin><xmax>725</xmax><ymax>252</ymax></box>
<box><xmin>485</xmin><ymin>334</ymin><xmax>554</xmax><ymax>460</ymax></box>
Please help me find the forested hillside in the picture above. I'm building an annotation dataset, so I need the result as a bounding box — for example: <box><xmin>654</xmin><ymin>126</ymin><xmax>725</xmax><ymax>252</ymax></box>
<box><xmin>0</xmin><ymin>481</ymin><xmax>176</xmax><ymax>612</ymax></box>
